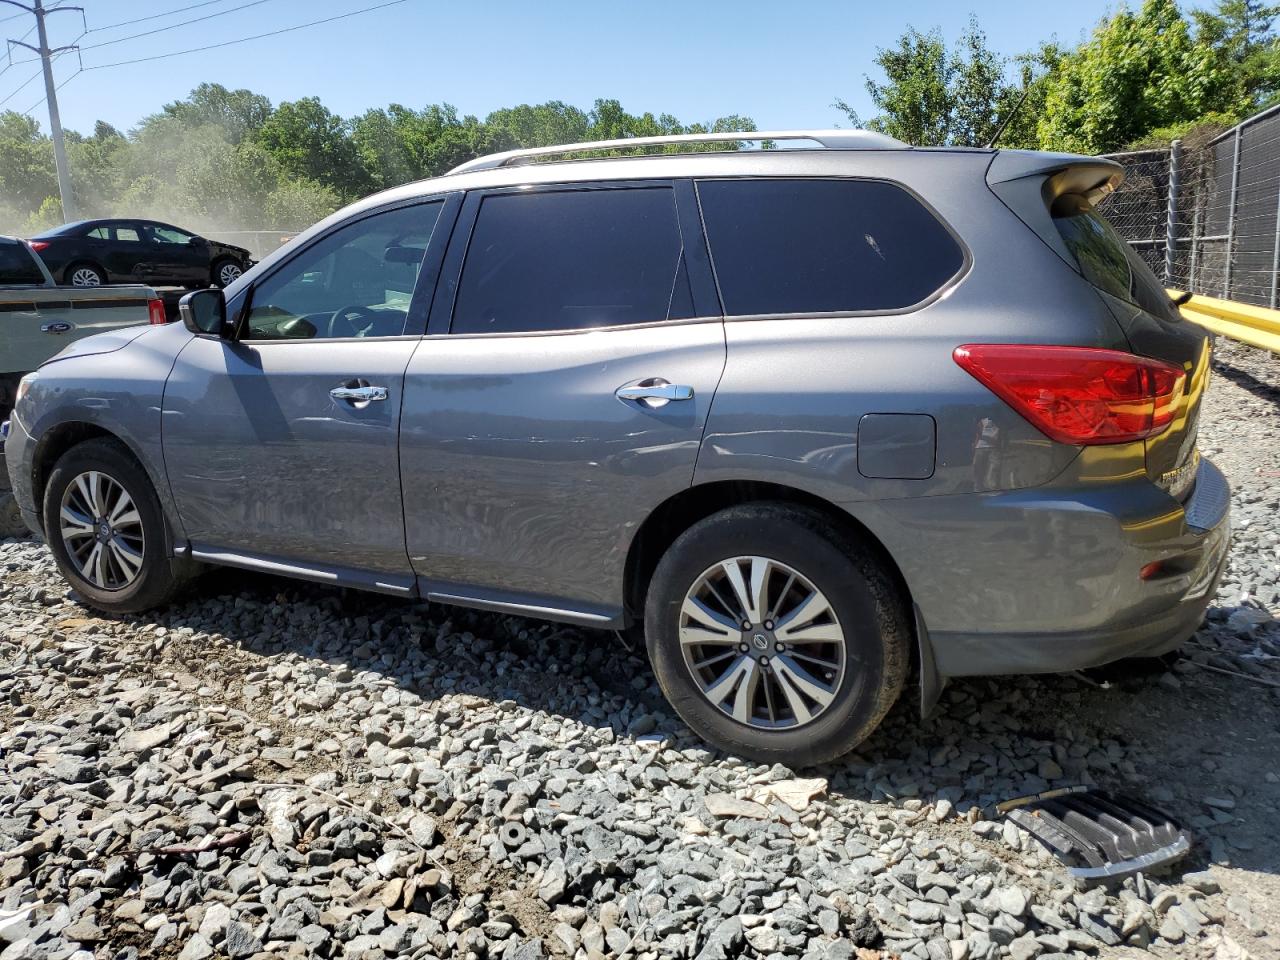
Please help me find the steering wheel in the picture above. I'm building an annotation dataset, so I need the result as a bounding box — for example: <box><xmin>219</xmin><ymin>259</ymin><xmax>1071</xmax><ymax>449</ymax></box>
<box><xmin>327</xmin><ymin>304</ymin><xmax>378</xmax><ymax>338</ymax></box>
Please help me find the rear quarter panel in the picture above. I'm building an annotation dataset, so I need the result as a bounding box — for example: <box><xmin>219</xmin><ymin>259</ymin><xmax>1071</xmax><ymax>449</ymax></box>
<box><xmin>694</xmin><ymin>150</ymin><xmax>1129</xmax><ymax>503</ymax></box>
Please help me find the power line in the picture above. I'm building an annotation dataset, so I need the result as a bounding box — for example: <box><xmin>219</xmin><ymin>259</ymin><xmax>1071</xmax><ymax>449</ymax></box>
<box><xmin>85</xmin><ymin>0</ymin><xmax>238</xmax><ymax>32</ymax></box>
<box><xmin>80</xmin><ymin>0</ymin><xmax>278</xmax><ymax>51</ymax></box>
<box><xmin>0</xmin><ymin>65</ymin><xmax>42</xmax><ymax>106</ymax></box>
<box><xmin>21</xmin><ymin>60</ymin><xmax>77</xmax><ymax>116</ymax></box>
<box><xmin>82</xmin><ymin>0</ymin><xmax>407</xmax><ymax>70</ymax></box>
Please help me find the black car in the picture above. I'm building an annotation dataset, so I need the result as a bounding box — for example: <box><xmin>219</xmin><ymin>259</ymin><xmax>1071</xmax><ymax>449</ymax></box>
<box><xmin>28</xmin><ymin>219</ymin><xmax>253</xmax><ymax>289</ymax></box>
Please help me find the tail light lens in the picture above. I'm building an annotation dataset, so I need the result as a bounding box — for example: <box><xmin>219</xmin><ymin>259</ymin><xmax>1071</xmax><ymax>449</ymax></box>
<box><xmin>28</xmin><ymin>240</ymin><xmax>50</xmax><ymax>252</ymax></box>
<box><xmin>953</xmin><ymin>344</ymin><xmax>1186</xmax><ymax>445</ymax></box>
<box><xmin>148</xmin><ymin>298</ymin><xmax>167</xmax><ymax>325</ymax></box>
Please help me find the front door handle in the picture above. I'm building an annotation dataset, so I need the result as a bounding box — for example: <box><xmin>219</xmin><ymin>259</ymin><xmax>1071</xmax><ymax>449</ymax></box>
<box><xmin>41</xmin><ymin>322</ymin><xmax>73</xmax><ymax>335</ymax></box>
<box><xmin>330</xmin><ymin>383</ymin><xmax>388</xmax><ymax>404</ymax></box>
<box><xmin>615</xmin><ymin>379</ymin><xmax>695</xmax><ymax>409</ymax></box>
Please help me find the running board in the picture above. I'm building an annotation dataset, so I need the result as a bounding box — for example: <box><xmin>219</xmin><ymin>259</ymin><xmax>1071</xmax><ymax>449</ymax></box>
<box><xmin>997</xmin><ymin>786</ymin><xmax>1192</xmax><ymax>883</ymax></box>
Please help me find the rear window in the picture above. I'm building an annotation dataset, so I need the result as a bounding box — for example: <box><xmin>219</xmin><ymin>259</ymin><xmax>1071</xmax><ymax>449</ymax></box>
<box><xmin>696</xmin><ymin>178</ymin><xmax>965</xmax><ymax>315</ymax></box>
<box><xmin>0</xmin><ymin>244</ymin><xmax>44</xmax><ymax>285</ymax></box>
<box><xmin>1052</xmin><ymin>197</ymin><xmax>1172</xmax><ymax>317</ymax></box>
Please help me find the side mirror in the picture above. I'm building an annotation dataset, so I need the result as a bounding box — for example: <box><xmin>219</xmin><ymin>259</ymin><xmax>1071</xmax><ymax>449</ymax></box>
<box><xmin>179</xmin><ymin>287</ymin><xmax>228</xmax><ymax>337</ymax></box>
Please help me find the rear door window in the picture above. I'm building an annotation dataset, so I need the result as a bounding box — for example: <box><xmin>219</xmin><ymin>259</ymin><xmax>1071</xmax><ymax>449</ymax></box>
<box><xmin>0</xmin><ymin>244</ymin><xmax>45</xmax><ymax>285</ymax></box>
<box><xmin>696</xmin><ymin>178</ymin><xmax>964</xmax><ymax>315</ymax></box>
<box><xmin>451</xmin><ymin>187</ymin><xmax>693</xmax><ymax>335</ymax></box>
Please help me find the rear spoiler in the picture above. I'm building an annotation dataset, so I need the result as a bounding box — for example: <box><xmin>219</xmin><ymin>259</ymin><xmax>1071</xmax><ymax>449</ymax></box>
<box><xmin>986</xmin><ymin>151</ymin><xmax>1126</xmax><ymax>267</ymax></box>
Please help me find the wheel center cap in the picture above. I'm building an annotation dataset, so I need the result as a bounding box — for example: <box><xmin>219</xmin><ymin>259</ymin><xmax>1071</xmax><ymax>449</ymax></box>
<box><xmin>97</xmin><ymin>521</ymin><xmax>111</xmax><ymax>542</ymax></box>
<box><xmin>751</xmin><ymin>633</ymin><xmax>769</xmax><ymax>650</ymax></box>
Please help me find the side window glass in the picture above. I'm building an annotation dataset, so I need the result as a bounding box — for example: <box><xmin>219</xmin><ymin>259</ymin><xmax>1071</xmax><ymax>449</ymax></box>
<box><xmin>0</xmin><ymin>245</ymin><xmax>44</xmax><ymax>284</ymax></box>
<box><xmin>86</xmin><ymin>227</ymin><xmax>109</xmax><ymax>240</ymax></box>
<box><xmin>697</xmin><ymin>178</ymin><xmax>964</xmax><ymax>315</ymax></box>
<box><xmin>451</xmin><ymin>187</ymin><xmax>693</xmax><ymax>335</ymax></box>
<box><xmin>243</xmin><ymin>201</ymin><xmax>442</xmax><ymax>341</ymax></box>
<box><xmin>114</xmin><ymin>227</ymin><xmax>141</xmax><ymax>243</ymax></box>
<box><xmin>149</xmin><ymin>225</ymin><xmax>194</xmax><ymax>244</ymax></box>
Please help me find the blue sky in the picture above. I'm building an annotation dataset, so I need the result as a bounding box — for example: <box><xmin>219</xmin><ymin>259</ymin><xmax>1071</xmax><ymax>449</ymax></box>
<box><xmin>4</xmin><ymin>0</ymin><xmax>1130</xmax><ymax>137</ymax></box>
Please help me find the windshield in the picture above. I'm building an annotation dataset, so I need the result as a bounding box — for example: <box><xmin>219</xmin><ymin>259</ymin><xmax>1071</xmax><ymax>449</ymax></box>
<box><xmin>1052</xmin><ymin>196</ymin><xmax>1174</xmax><ymax>319</ymax></box>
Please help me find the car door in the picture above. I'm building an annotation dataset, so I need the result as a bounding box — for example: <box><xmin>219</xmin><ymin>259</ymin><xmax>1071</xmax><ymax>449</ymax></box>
<box><xmin>144</xmin><ymin>223</ymin><xmax>206</xmax><ymax>285</ymax></box>
<box><xmin>105</xmin><ymin>222</ymin><xmax>149</xmax><ymax>281</ymax></box>
<box><xmin>400</xmin><ymin>181</ymin><xmax>726</xmax><ymax>623</ymax></box>
<box><xmin>0</xmin><ymin>242</ymin><xmax>49</xmax><ymax>375</ymax></box>
<box><xmin>162</xmin><ymin>196</ymin><xmax>457</xmax><ymax>591</ymax></box>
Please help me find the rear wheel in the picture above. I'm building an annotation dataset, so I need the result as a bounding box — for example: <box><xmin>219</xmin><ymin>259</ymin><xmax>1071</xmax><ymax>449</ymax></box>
<box><xmin>42</xmin><ymin>438</ymin><xmax>189</xmax><ymax>613</ymax></box>
<box><xmin>67</xmin><ymin>263</ymin><xmax>106</xmax><ymax>287</ymax></box>
<box><xmin>645</xmin><ymin>504</ymin><xmax>910</xmax><ymax>766</ymax></box>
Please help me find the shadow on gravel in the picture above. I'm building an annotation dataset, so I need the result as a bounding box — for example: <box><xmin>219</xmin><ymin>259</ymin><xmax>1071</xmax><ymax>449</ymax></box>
<box><xmin>120</xmin><ymin>563</ymin><xmax>1280</xmax><ymax>896</ymax></box>
<box><xmin>1212</xmin><ymin>357</ymin><xmax>1280</xmax><ymax>404</ymax></box>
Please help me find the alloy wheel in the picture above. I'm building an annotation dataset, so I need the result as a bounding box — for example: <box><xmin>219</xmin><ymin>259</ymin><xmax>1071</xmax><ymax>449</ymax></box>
<box><xmin>679</xmin><ymin>556</ymin><xmax>846</xmax><ymax>729</ymax></box>
<box><xmin>58</xmin><ymin>470</ymin><xmax>145</xmax><ymax>590</ymax></box>
<box><xmin>218</xmin><ymin>262</ymin><xmax>243</xmax><ymax>286</ymax></box>
<box><xmin>70</xmin><ymin>268</ymin><xmax>102</xmax><ymax>286</ymax></box>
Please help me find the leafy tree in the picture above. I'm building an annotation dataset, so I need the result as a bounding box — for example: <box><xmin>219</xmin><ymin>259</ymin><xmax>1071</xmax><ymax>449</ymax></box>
<box><xmin>836</xmin><ymin>19</ymin><xmax>1022</xmax><ymax>147</ymax></box>
<box><xmin>1037</xmin><ymin>0</ymin><xmax>1244</xmax><ymax>153</ymax></box>
<box><xmin>0</xmin><ymin>112</ymin><xmax>56</xmax><ymax>216</ymax></box>
<box><xmin>156</xmin><ymin>83</ymin><xmax>273</xmax><ymax>144</ymax></box>
<box><xmin>836</xmin><ymin>27</ymin><xmax>953</xmax><ymax>145</ymax></box>
<box><xmin>1191</xmin><ymin>0</ymin><xmax>1280</xmax><ymax>108</ymax></box>
<box><xmin>256</xmin><ymin>97</ymin><xmax>370</xmax><ymax>198</ymax></box>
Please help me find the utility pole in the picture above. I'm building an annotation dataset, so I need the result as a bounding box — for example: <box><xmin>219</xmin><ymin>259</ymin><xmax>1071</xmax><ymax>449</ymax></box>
<box><xmin>3</xmin><ymin>0</ymin><xmax>83</xmax><ymax>222</ymax></box>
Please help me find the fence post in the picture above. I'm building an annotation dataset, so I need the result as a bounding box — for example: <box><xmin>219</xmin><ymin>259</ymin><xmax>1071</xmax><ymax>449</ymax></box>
<box><xmin>1223</xmin><ymin>127</ymin><xmax>1241</xmax><ymax>299</ymax></box>
<box><xmin>1272</xmin><ymin>179</ymin><xmax>1280</xmax><ymax>308</ymax></box>
<box><xmin>1165</xmin><ymin>139</ymin><xmax>1181</xmax><ymax>283</ymax></box>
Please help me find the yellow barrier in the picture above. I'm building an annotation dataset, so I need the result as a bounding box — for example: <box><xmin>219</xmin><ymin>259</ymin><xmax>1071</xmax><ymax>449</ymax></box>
<box><xmin>1167</xmin><ymin>288</ymin><xmax>1280</xmax><ymax>354</ymax></box>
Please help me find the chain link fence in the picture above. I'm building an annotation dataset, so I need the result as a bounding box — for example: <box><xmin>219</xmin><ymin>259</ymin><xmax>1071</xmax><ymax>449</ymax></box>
<box><xmin>1099</xmin><ymin>104</ymin><xmax>1280</xmax><ymax>307</ymax></box>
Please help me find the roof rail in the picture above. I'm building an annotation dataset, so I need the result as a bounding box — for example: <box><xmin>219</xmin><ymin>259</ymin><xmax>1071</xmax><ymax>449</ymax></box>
<box><xmin>447</xmin><ymin>129</ymin><xmax>908</xmax><ymax>175</ymax></box>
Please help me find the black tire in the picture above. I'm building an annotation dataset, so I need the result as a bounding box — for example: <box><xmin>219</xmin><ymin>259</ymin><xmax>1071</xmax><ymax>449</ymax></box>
<box><xmin>65</xmin><ymin>262</ymin><xmax>107</xmax><ymax>287</ymax></box>
<box><xmin>644</xmin><ymin>503</ymin><xmax>910</xmax><ymax>766</ymax></box>
<box><xmin>212</xmin><ymin>257</ymin><xmax>244</xmax><ymax>288</ymax></box>
<box><xmin>42</xmin><ymin>438</ymin><xmax>189</xmax><ymax>613</ymax></box>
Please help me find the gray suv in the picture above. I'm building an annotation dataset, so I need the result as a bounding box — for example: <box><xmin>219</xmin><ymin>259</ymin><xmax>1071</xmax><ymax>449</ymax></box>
<box><xmin>2</xmin><ymin>131</ymin><xmax>1230</xmax><ymax>764</ymax></box>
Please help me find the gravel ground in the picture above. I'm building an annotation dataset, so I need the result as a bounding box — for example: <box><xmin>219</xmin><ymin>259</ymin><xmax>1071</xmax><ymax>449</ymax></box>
<box><xmin>1</xmin><ymin>338</ymin><xmax>1278</xmax><ymax>960</ymax></box>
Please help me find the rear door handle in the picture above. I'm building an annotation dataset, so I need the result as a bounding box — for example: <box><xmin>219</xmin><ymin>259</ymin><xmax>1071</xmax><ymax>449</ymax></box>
<box><xmin>41</xmin><ymin>322</ymin><xmax>73</xmax><ymax>335</ymax></box>
<box><xmin>615</xmin><ymin>380</ymin><xmax>695</xmax><ymax>409</ymax></box>
<box><xmin>330</xmin><ymin>383</ymin><xmax>388</xmax><ymax>404</ymax></box>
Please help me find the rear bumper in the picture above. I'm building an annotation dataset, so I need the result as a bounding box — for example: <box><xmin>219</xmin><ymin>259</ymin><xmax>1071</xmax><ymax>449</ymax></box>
<box><xmin>853</xmin><ymin>457</ymin><xmax>1231</xmax><ymax>677</ymax></box>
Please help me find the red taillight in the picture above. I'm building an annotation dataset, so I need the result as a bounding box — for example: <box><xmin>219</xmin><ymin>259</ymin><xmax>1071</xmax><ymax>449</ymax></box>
<box><xmin>28</xmin><ymin>240</ymin><xmax>49</xmax><ymax>252</ymax></box>
<box><xmin>953</xmin><ymin>344</ymin><xmax>1186</xmax><ymax>446</ymax></box>
<box><xmin>148</xmin><ymin>298</ymin><xmax>167</xmax><ymax>325</ymax></box>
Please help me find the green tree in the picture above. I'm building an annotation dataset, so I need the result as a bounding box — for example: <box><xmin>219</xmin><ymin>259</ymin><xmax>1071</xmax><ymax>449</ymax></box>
<box><xmin>157</xmin><ymin>83</ymin><xmax>273</xmax><ymax>144</ymax></box>
<box><xmin>256</xmin><ymin>97</ymin><xmax>369</xmax><ymax>198</ymax></box>
<box><xmin>1038</xmin><ymin>0</ymin><xmax>1244</xmax><ymax>153</ymax></box>
<box><xmin>0</xmin><ymin>112</ymin><xmax>56</xmax><ymax>216</ymax></box>
<box><xmin>836</xmin><ymin>19</ymin><xmax>1022</xmax><ymax>147</ymax></box>
<box><xmin>1192</xmin><ymin>0</ymin><xmax>1280</xmax><ymax>108</ymax></box>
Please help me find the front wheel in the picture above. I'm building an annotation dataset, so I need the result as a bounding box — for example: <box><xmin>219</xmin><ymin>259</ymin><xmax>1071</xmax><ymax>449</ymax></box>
<box><xmin>212</xmin><ymin>258</ymin><xmax>244</xmax><ymax>288</ymax></box>
<box><xmin>42</xmin><ymin>438</ymin><xmax>189</xmax><ymax>613</ymax></box>
<box><xmin>645</xmin><ymin>504</ymin><xmax>910</xmax><ymax>766</ymax></box>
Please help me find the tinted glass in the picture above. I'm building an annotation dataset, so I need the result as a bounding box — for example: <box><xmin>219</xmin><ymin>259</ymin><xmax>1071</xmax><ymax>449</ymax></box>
<box><xmin>697</xmin><ymin>178</ymin><xmax>964</xmax><ymax>315</ymax></box>
<box><xmin>244</xmin><ymin>201</ymin><xmax>441</xmax><ymax>341</ymax></box>
<box><xmin>451</xmin><ymin>187</ymin><xmax>693</xmax><ymax>335</ymax></box>
<box><xmin>1053</xmin><ymin>197</ymin><xmax>1174</xmax><ymax>318</ymax></box>
<box><xmin>86</xmin><ymin>227</ymin><xmax>109</xmax><ymax>239</ymax></box>
<box><xmin>115</xmin><ymin>227</ymin><xmax>141</xmax><ymax>243</ymax></box>
<box><xmin>0</xmin><ymin>244</ymin><xmax>44</xmax><ymax>285</ymax></box>
<box><xmin>149</xmin><ymin>225</ymin><xmax>194</xmax><ymax>244</ymax></box>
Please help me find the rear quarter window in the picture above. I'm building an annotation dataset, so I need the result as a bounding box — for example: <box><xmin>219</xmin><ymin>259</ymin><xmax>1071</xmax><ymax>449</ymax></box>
<box><xmin>696</xmin><ymin>178</ymin><xmax>965</xmax><ymax>316</ymax></box>
<box><xmin>1052</xmin><ymin>196</ymin><xmax>1173</xmax><ymax>318</ymax></box>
